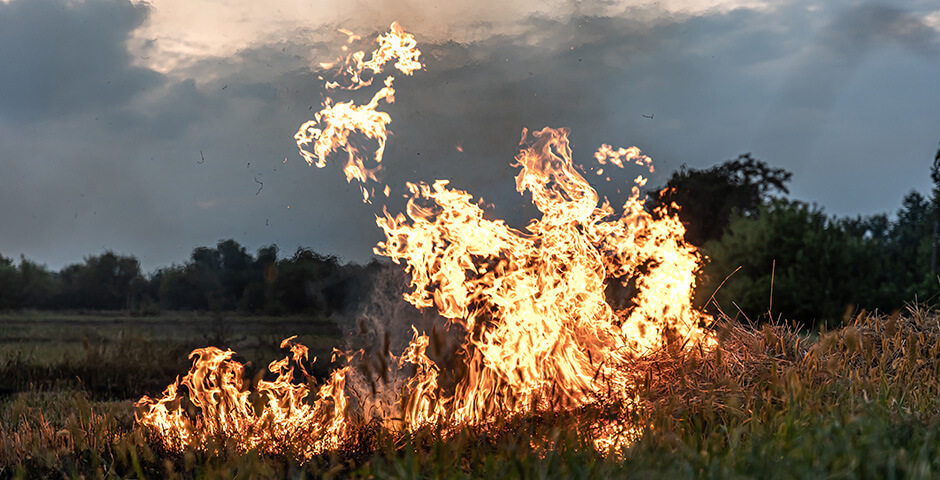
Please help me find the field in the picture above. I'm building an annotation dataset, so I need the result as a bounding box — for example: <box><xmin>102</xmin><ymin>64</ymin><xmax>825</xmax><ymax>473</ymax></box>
<box><xmin>2</xmin><ymin>309</ymin><xmax>940</xmax><ymax>479</ymax></box>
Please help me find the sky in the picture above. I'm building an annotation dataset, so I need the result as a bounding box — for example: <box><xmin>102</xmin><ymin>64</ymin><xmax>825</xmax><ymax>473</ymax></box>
<box><xmin>0</xmin><ymin>0</ymin><xmax>939</xmax><ymax>273</ymax></box>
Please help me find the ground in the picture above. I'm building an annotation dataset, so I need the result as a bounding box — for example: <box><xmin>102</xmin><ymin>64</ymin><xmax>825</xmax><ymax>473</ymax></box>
<box><xmin>1</xmin><ymin>309</ymin><xmax>939</xmax><ymax>478</ymax></box>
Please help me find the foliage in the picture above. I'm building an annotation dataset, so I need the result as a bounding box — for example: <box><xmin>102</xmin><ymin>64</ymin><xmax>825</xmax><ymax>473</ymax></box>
<box><xmin>17</xmin><ymin>258</ymin><xmax>59</xmax><ymax>310</ymax></box>
<box><xmin>0</xmin><ymin>254</ymin><xmax>59</xmax><ymax>311</ymax></box>
<box><xmin>699</xmin><ymin>188</ymin><xmax>940</xmax><ymax>327</ymax></box>
<box><xmin>0</xmin><ymin>254</ymin><xmax>20</xmax><ymax>310</ymax></box>
<box><xmin>884</xmin><ymin>191</ymin><xmax>937</xmax><ymax>301</ymax></box>
<box><xmin>53</xmin><ymin>252</ymin><xmax>143</xmax><ymax>310</ymax></box>
<box><xmin>152</xmin><ymin>241</ymin><xmax>384</xmax><ymax>315</ymax></box>
<box><xmin>700</xmin><ymin>199</ymin><xmax>897</xmax><ymax>327</ymax></box>
<box><xmin>1</xmin><ymin>145</ymin><xmax>939</xmax><ymax>327</ymax></box>
<box><xmin>657</xmin><ymin>144</ymin><xmax>940</xmax><ymax>327</ymax></box>
<box><xmin>0</xmin><ymin>239</ymin><xmax>387</xmax><ymax>316</ymax></box>
<box><xmin>648</xmin><ymin>153</ymin><xmax>792</xmax><ymax>246</ymax></box>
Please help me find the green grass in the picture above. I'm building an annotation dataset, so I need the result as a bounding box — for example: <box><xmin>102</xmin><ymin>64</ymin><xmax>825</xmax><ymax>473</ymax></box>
<box><xmin>0</xmin><ymin>311</ymin><xmax>342</xmax><ymax>400</ymax></box>
<box><xmin>0</xmin><ymin>311</ymin><xmax>340</xmax><ymax>364</ymax></box>
<box><xmin>1</xmin><ymin>310</ymin><xmax>940</xmax><ymax>479</ymax></box>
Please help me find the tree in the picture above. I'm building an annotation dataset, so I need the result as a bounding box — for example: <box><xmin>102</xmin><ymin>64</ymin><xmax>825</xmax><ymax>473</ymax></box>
<box><xmin>838</xmin><ymin>213</ymin><xmax>890</xmax><ymax>242</ymax></box>
<box><xmin>930</xmin><ymin>141</ymin><xmax>940</xmax><ymax>212</ymax></box>
<box><xmin>216</xmin><ymin>239</ymin><xmax>253</xmax><ymax>309</ymax></box>
<box><xmin>269</xmin><ymin>248</ymin><xmax>340</xmax><ymax>314</ymax></box>
<box><xmin>929</xmin><ymin>142</ymin><xmax>940</xmax><ymax>276</ymax></box>
<box><xmin>187</xmin><ymin>246</ymin><xmax>224</xmax><ymax>310</ymax></box>
<box><xmin>649</xmin><ymin>154</ymin><xmax>792</xmax><ymax>246</ymax></box>
<box><xmin>0</xmin><ymin>253</ymin><xmax>21</xmax><ymax>310</ymax></box>
<box><xmin>884</xmin><ymin>191</ymin><xmax>933</xmax><ymax>300</ymax></box>
<box><xmin>157</xmin><ymin>265</ymin><xmax>206</xmax><ymax>310</ymax></box>
<box><xmin>56</xmin><ymin>252</ymin><xmax>142</xmax><ymax>310</ymax></box>
<box><xmin>241</xmin><ymin>244</ymin><xmax>278</xmax><ymax>312</ymax></box>
<box><xmin>701</xmin><ymin>200</ymin><xmax>884</xmax><ymax>328</ymax></box>
<box><xmin>18</xmin><ymin>257</ymin><xmax>58</xmax><ymax>309</ymax></box>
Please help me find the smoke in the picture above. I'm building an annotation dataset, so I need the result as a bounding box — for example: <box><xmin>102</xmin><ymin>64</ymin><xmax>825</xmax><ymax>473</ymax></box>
<box><xmin>333</xmin><ymin>261</ymin><xmax>464</xmax><ymax>421</ymax></box>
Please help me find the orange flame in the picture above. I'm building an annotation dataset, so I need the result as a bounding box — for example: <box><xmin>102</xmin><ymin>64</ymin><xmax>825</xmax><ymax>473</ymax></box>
<box><xmin>137</xmin><ymin>22</ymin><xmax>713</xmax><ymax>458</ymax></box>
<box><xmin>135</xmin><ymin>337</ymin><xmax>348</xmax><ymax>457</ymax></box>
<box><xmin>372</xmin><ymin>126</ymin><xmax>711</xmax><ymax>429</ymax></box>
<box><xmin>294</xmin><ymin>22</ymin><xmax>422</xmax><ymax>202</ymax></box>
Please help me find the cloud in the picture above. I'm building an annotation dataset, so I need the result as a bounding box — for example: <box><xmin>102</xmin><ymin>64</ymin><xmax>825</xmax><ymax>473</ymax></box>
<box><xmin>825</xmin><ymin>3</ymin><xmax>940</xmax><ymax>57</ymax></box>
<box><xmin>777</xmin><ymin>2</ymin><xmax>940</xmax><ymax>106</ymax></box>
<box><xmin>751</xmin><ymin>2</ymin><xmax>940</xmax><ymax>174</ymax></box>
<box><xmin>134</xmin><ymin>0</ymin><xmax>775</xmax><ymax>70</ymax></box>
<box><xmin>0</xmin><ymin>0</ymin><xmax>161</xmax><ymax>123</ymax></box>
<box><xmin>1</xmin><ymin>0</ymin><xmax>938</xmax><ymax>272</ymax></box>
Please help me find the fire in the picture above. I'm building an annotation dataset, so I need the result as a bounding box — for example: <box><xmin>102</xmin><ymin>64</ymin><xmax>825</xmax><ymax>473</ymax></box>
<box><xmin>136</xmin><ymin>22</ymin><xmax>713</xmax><ymax>458</ymax></box>
<box><xmin>135</xmin><ymin>337</ymin><xmax>349</xmax><ymax>457</ymax></box>
<box><xmin>294</xmin><ymin>21</ymin><xmax>421</xmax><ymax>202</ymax></box>
<box><xmin>373</xmin><ymin>126</ymin><xmax>710</xmax><ymax>428</ymax></box>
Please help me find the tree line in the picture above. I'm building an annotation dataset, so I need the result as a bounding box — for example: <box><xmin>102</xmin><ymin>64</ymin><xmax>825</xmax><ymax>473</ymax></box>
<box><xmin>650</xmin><ymin>143</ymin><xmax>940</xmax><ymax>328</ymax></box>
<box><xmin>0</xmin><ymin>240</ymin><xmax>381</xmax><ymax>315</ymax></box>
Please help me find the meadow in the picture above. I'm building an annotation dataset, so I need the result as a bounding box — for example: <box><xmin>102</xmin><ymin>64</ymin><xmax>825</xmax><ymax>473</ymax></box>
<box><xmin>1</xmin><ymin>308</ymin><xmax>939</xmax><ymax>479</ymax></box>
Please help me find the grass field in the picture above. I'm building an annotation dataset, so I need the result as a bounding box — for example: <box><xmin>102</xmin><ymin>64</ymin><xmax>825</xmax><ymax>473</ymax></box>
<box><xmin>0</xmin><ymin>311</ymin><xmax>341</xmax><ymax>362</ymax></box>
<box><xmin>0</xmin><ymin>311</ymin><xmax>342</xmax><ymax>401</ymax></box>
<box><xmin>1</xmin><ymin>309</ymin><xmax>939</xmax><ymax>479</ymax></box>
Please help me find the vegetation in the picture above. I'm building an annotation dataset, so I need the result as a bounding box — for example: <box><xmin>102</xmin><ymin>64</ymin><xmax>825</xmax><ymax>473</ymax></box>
<box><xmin>1</xmin><ymin>143</ymin><xmax>939</xmax><ymax>476</ymax></box>
<box><xmin>2</xmin><ymin>309</ymin><xmax>940</xmax><ymax>478</ymax></box>
<box><xmin>0</xmin><ymin>241</ymin><xmax>383</xmax><ymax>316</ymax></box>
<box><xmin>0</xmin><ymin>144</ymin><xmax>937</xmax><ymax>330</ymax></box>
<box><xmin>0</xmin><ymin>312</ymin><xmax>341</xmax><ymax>399</ymax></box>
<box><xmin>648</xmin><ymin>153</ymin><xmax>793</xmax><ymax>246</ymax></box>
<box><xmin>650</xmin><ymin>143</ymin><xmax>940</xmax><ymax>328</ymax></box>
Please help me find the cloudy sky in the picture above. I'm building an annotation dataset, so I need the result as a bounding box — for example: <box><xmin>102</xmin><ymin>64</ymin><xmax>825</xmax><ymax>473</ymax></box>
<box><xmin>1</xmin><ymin>0</ymin><xmax>938</xmax><ymax>272</ymax></box>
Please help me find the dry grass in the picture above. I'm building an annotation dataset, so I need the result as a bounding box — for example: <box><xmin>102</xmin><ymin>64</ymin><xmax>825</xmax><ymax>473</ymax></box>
<box><xmin>1</xmin><ymin>310</ymin><xmax>940</xmax><ymax>478</ymax></box>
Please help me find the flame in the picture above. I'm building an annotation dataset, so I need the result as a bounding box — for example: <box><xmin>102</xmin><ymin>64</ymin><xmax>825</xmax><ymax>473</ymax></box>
<box><xmin>137</xmin><ymin>22</ymin><xmax>713</xmax><ymax>458</ymax></box>
<box><xmin>294</xmin><ymin>22</ymin><xmax>422</xmax><ymax>202</ymax></box>
<box><xmin>594</xmin><ymin>143</ymin><xmax>653</xmax><ymax>172</ymax></box>
<box><xmin>135</xmin><ymin>337</ymin><xmax>348</xmax><ymax>457</ymax></box>
<box><xmin>372</xmin><ymin>126</ymin><xmax>711</xmax><ymax>428</ymax></box>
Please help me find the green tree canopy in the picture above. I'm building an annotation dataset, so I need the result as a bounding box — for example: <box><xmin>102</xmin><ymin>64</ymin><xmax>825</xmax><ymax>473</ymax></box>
<box><xmin>701</xmin><ymin>200</ymin><xmax>885</xmax><ymax>328</ymax></box>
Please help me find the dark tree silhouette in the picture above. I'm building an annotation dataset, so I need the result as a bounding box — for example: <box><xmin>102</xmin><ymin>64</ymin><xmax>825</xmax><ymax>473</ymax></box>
<box><xmin>702</xmin><ymin>200</ymin><xmax>886</xmax><ymax>328</ymax></box>
<box><xmin>18</xmin><ymin>257</ymin><xmax>57</xmax><ymax>309</ymax></box>
<box><xmin>930</xmin><ymin>142</ymin><xmax>940</xmax><ymax>275</ymax></box>
<box><xmin>56</xmin><ymin>252</ymin><xmax>142</xmax><ymax>310</ymax></box>
<box><xmin>649</xmin><ymin>154</ymin><xmax>792</xmax><ymax>246</ymax></box>
<box><xmin>0</xmin><ymin>254</ymin><xmax>21</xmax><ymax>310</ymax></box>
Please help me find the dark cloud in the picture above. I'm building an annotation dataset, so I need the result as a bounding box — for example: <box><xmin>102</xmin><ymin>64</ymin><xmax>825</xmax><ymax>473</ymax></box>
<box><xmin>105</xmin><ymin>79</ymin><xmax>218</xmax><ymax>139</ymax></box>
<box><xmin>773</xmin><ymin>3</ymin><xmax>939</xmax><ymax>109</ymax></box>
<box><xmin>1</xmin><ymin>1</ymin><xmax>938</xmax><ymax>272</ymax></box>
<box><xmin>752</xmin><ymin>2</ymin><xmax>940</xmax><ymax>196</ymax></box>
<box><xmin>0</xmin><ymin>0</ymin><xmax>161</xmax><ymax>122</ymax></box>
<box><xmin>826</xmin><ymin>3</ymin><xmax>940</xmax><ymax>57</ymax></box>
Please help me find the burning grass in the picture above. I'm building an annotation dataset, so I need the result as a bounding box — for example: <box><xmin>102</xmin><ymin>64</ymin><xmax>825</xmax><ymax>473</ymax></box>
<box><xmin>4</xmin><ymin>310</ymin><xmax>940</xmax><ymax>478</ymax></box>
<box><xmin>6</xmin><ymin>22</ymin><xmax>938</xmax><ymax>478</ymax></box>
<box><xmin>161</xmin><ymin>23</ymin><xmax>721</xmax><ymax>454</ymax></box>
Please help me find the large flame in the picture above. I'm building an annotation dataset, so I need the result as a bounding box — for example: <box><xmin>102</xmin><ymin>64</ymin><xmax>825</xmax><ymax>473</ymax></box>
<box><xmin>371</xmin><ymin>125</ymin><xmax>711</xmax><ymax>429</ymax></box>
<box><xmin>136</xmin><ymin>22</ymin><xmax>713</xmax><ymax>458</ymax></box>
